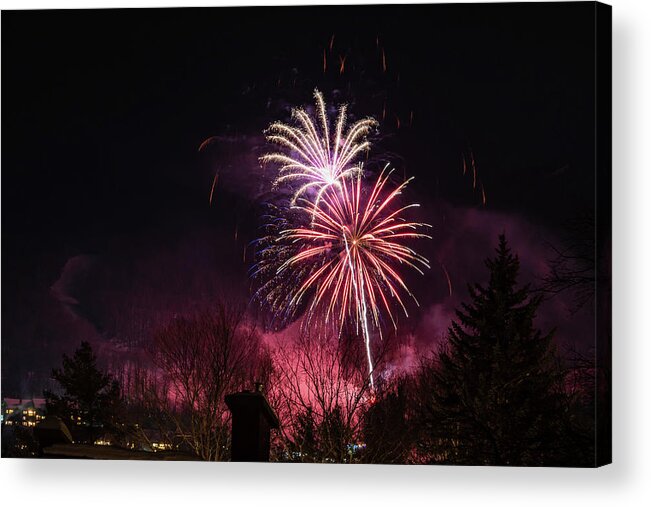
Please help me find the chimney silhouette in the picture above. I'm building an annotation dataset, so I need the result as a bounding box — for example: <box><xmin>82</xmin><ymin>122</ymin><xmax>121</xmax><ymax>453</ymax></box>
<box><xmin>225</xmin><ymin>383</ymin><xmax>279</xmax><ymax>462</ymax></box>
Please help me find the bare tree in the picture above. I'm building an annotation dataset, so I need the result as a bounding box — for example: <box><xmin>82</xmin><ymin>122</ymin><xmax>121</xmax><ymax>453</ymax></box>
<box><xmin>541</xmin><ymin>213</ymin><xmax>596</xmax><ymax>313</ymax></box>
<box><xmin>117</xmin><ymin>360</ymin><xmax>179</xmax><ymax>451</ymax></box>
<box><xmin>269</xmin><ymin>330</ymin><xmax>393</xmax><ymax>463</ymax></box>
<box><xmin>131</xmin><ymin>302</ymin><xmax>269</xmax><ymax>461</ymax></box>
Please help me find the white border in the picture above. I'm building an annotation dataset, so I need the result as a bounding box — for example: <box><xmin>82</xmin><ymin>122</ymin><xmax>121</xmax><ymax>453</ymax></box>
<box><xmin>1</xmin><ymin>0</ymin><xmax>650</xmax><ymax>505</ymax></box>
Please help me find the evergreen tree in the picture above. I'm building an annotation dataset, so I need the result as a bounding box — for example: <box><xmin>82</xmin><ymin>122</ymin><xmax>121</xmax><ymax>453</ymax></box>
<box><xmin>282</xmin><ymin>405</ymin><xmax>355</xmax><ymax>463</ymax></box>
<box><xmin>44</xmin><ymin>341</ymin><xmax>121</xmax><ymax>443</ymax></box>
<box><xmin>362</xmin><ymin>378</ymin><xmax>413</xmax><ymax>464</ymax></box>
<box><xmin>285</xmin><ymin>408</ymin><xmax>319</xmax><ymax>462</ymax></box>
<box><xmin>417</xmin><ymin>235</ymin><xmax>571</xmax><ymax>466</ymax></box>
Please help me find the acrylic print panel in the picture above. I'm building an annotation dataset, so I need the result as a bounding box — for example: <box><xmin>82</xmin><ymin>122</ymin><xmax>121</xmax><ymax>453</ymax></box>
<box><xmin>0</xmin><ymin>2</ymin><xmax>611</xmax><ymax>467</ymax></box>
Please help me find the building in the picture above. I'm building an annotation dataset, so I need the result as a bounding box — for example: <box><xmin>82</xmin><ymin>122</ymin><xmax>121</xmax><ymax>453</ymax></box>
<box><xmin>2</xmin><ymin>398</ymin><xmax>46</xmax><ymax>427</ymax></box>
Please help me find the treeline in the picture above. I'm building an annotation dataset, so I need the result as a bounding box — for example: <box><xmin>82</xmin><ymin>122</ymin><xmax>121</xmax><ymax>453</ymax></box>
<box><xmin>35</xmin><ymin>235</ymin><xmax>600</xmax><ymax>466</ymax></box>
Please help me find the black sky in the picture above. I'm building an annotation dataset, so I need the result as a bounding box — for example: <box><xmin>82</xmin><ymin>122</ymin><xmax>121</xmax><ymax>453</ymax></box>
<box><xmin>2</xmin><ymin>3</ymin><xmax>599</xmax><ymax>396</ymax></box>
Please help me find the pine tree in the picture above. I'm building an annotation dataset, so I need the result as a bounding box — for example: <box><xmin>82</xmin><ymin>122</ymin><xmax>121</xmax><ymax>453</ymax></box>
<box><xmin>417</xmin><ymin>235</ymin><xmax>570</xmax><ymax>466</ymax></box>
<box><xmin>362</xmin><ymin>378</ymin><xmax>413</xmax><ymax>464</ymax></box>
<box><xmin>44</xmin><ymin>341</ymin><xmax>121</xmax><ymax>444</ymax></box>
<box><xmin>285</xmin><ymin>408</ymin><xmax>319</xmax><ymax>462</ymax></box>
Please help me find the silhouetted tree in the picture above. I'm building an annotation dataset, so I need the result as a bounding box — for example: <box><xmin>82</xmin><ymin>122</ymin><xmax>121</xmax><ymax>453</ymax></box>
<box><xmin>541</xmin><ymin>213</ymin><xmax>596</xmax><ymax>314</ymax></box>
<box><xmin>1</xmin><ymin>424</ymin><xmax>40</xmax><ymax>458</ymax></box>
<box><xmin>44</xmin><ymin>341</ymin><xmax>121</xmax><ymax>444</ymax></box>
<box><xmin>561</xmin><ymin>348</ymin><xmax>601</xmax><ymax>465</ymax></box>
<box><xmin>286</xmin><ymin>408</ymin><xmax>319</xmax><ymax>461</ymax></box>
<box><xmin>541</xmin><ymin>211</ymin><xmax>611</xmax><ymax>464</ymax></box>
<box><xmin>361</xmin><ymin>376</ymin><xmax>414</xmax><ymax>463</ymax></box>
<box><xmin>270</xmin><ymin>331</ymin><xmax>379</xmax><ymax>463</ymax></box>
<box><xmin>416</xmin><ymin>235</ymin><xmax>574</xmax><ymax>466</ymax></box>
<box><xmin>139</xmin><ymin>302</ymin><xmax>269</xmax><ymax>461</ymax></box>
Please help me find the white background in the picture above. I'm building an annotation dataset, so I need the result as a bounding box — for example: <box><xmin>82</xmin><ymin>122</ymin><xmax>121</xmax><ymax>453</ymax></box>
<box><xmin>1</xmin><ymin>0</ymin><xmax>649</xmax><ymax>505</ymax></box>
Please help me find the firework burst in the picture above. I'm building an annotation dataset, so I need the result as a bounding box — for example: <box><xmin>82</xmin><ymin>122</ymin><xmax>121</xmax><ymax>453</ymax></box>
<box><xmin>260</xmin><ymin>89</ymin><xmax>377</xmax><ymax>208</ymax></box>
<box><xmin>253</xmin><ymin>91</ymin><xmax>430</xmax><ymax>387</ymax></box>
<box><xmin>254</xmin><ymin>168</ymin><xmax>431</xmax><ymax>386</ymax></box>
<box><xmin>281</xmin><ymin>168</ymin><xmax>430</xmax><ymax>332</ymax></box>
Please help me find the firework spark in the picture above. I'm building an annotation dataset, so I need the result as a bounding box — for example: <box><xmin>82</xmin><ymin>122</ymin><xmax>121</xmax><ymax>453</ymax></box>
<box><xmin>208</xmin><ymin>171</ymin><xmax>219</xmax><ymax>206</ymax></box>
<box><xmin>439</xmin><ymin>261</ymin><xmax>452</xmax><ymax>297</ymax></box>
<box><xmin>260</xmin><ymin>89</ymin><xmax>377</xmax><ymax>208</ymax></box>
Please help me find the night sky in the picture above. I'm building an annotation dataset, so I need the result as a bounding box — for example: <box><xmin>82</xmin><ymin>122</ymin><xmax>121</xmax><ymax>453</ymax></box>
<box><xmin>2</xmin><ymin>3</ymin><xmax>598</xmax><ymax>397</ymax></box>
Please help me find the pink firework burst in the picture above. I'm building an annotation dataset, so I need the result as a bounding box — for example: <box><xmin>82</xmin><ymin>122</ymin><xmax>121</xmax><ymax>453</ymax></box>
<box><xmin>278</xmin><ymin>168</ymin><xmax>431</xmax><ymax>385</ymax></box>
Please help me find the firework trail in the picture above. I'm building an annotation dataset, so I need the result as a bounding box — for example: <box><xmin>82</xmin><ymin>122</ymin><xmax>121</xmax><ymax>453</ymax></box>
<box><xmin>208</xmin><ymin>171</ymin><xmax>219</xmax><ymax>206</ymax></box>
<box><xmin>260</xmin><ymin>89</ymin><xmax>377</xmax><ymax>209</ymax></box>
